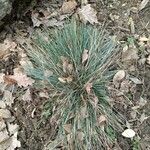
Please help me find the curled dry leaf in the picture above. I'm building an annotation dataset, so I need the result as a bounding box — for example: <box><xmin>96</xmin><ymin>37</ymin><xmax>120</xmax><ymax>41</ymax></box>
<box><xmin>0</xmin><ymin>119</ymin><xmax>6</xmax><ymax>131</ymax></box>
<box><xmin>98</xmin><ymin>115</ymin><xmax>107</xmax><ymax>125</ymax></box>
<box><xmin>7</xmin><ymin>123</ymin><xmax>19</xmax><ymax>135</ymax></box>
<box><xmin>63</xmin><ymin>124</ymin><xmax>72</xmax><ymax>134</ymax></box>
<box><xmin>39</xmin><ymin>91</ymin><xmax>49</xmax><ymax>98</ymax></box>
<box><xmin>7</xmin><ymin>132</ymin><xmax>21</xmax><ymax>150</ymax></box>
<box><xmin>0</xmin><ymin>109</ymin><xmax>11</xmax><ymax>119</ymax></box>
<box><xmin>0</xmin><ymin>129</ymin><xmax>9</xmax><ymax>143</ymax></box>
<box><xmin>0</xmin><ymin>101</ymin><xmax>6</xmax><ymax>109</ymax></box>
<box><xmin>85</xmin><ymin>82</ymin><xmax>92</xmax><ymax>94</ymax></box>
<box><xmin>130</xmin><ymin>77</ymin><xmax>142</xmax><ymax>84</ymax></box>
<box><xmin>58</xmin><ymin>77</ymin><xmax>67</xmax><ymax>83</ymax></box>
<box><xmin>78</xmin><ymin>4</ymin><xmax>98</xmax><ymax>24</ymax></box>
<box><xmin>139</xmin><ymin>36</ymin><xmax>149</xmax><ymax>42</ymax></box>
<box><xmin>82</xmin><ymin>49</ymin><xmax>89</xmax><ymax>64</ymax></box>
<box><xmin>8</xmin><ymin>69</ymin><xmax>34</xmax><ymax>87</ymax></box>
<box><xmin>113</xmin><ymin>70</ymin><xmax>126</xmax><ymax>83</ymax></box>
<box><xmin>2</xmin><ymin>90</ymin><xmax>15</xmax><ymax>106</ymax></box>
<box><xmin>60</xmin><ymin>0</ymin><xmax>77</xmax><ymax>14</ymax></box>
<box><xmin>122</xmin><ymin>128</ymin><xmax>135</xmax><ymax>138</ymax></box>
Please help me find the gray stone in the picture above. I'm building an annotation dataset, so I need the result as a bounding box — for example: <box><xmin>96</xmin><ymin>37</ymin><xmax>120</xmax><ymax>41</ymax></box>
<box><xmin>0</xmin><ymin>0</ymin><xmax>12</xmax><ymax>20</ymax></box>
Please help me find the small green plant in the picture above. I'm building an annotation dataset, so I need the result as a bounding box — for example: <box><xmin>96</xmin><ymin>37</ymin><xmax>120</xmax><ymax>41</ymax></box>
<box><xmin>26</xmin><ymin>20</ymin><xmax>125</xmax><ymax>149</ymax></box>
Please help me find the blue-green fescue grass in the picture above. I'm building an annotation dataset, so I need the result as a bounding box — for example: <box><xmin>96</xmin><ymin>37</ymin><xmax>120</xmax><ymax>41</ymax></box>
<box><xmin>26</xmin><ymin>20</ymin><xmax>125</xmax><ymax>149</ymax></box>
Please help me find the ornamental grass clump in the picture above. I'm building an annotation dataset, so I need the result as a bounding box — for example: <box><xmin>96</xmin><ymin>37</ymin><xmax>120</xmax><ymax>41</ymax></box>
<box><xmin>26</xmin><ymin>20</ymin><xmax>125</xmax><ymax>149</ymax></box>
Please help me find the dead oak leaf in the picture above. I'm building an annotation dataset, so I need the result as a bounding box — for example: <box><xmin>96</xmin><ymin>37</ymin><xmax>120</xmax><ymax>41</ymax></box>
<box><xmin>60</xmin><ymin>0</ymin><xmax>77</xmax><ymax>14</ymax></box>
<box><xmin>8</xmin><ymin>71</ymin><xmax>34</xmax><ymax>87</ymax></box>
<box><xmin>78</xmin><ymin>4</ymin><xmax>98</xmax><ymax>24</ymax></box>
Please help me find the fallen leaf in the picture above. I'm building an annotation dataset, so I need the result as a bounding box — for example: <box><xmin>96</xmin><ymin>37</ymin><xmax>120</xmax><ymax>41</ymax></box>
<box><xmin>78</xmin><ymin>4</ymin><xmax>98</xmax><ymax>24</ymax></box>
<box><xmin>39</xmin><ymin>92</ymin><xmax>49</xmax><ymax>98</ymax></box>
<box><xmin>60</xmin><ymin>0</ymin><xmax>77</xmax><ymax>14</ymax></box>
<box><xmin>82</xmin><ymin>49</ymin><xmax>89</xmax><ymax>64</ymax></box>
<box><xmin>7</xmin><ymin>123</ymin><xmax>19</xmax><ymax>135</ymax></box>
<box><xmin>77</xmin><ymin>131</ymin><xmax>84</xmax><ymax>141</ymax></box>
<box><xmin>0</xmin><ymin>109</ymin><xmax>11</xmax><ymax>118</ymax></box>
<box><xmin>61</xmin><ymin>56</ymin><xmax>69</xmax><ymax>73</ymax></box>
<box><xmin>139</xmin><ymin>36</ymin><xmax>149</xmax><ymax>42</ymax></box>
<box><xmin>0</xmin><ymin>119</ymin><xmax>6</xmax><ymax>131</ymax></box>
<box><xmin>0</xmin><ymin>101</ymin><xmax>6</xmax><ymax>109</ymax></box>
<box><xmin>66</xmin><ymin>76</ymin><xmax>73</xmax><ymax>83</ymax></box>
<box><xmin>8</xmin><ymin>69</ymin><xmax>34</xmax><ymax>87</ymax></box>
<box><xmin>31</xmin><ymin>12</ymin><xmax>42</xmax><ymax>27</ymax></box>
<box><xmin>6</xmin><ymin>132</ymin><xmax>21</xmax><ymax>150</ymax></box>
<box><xmin>139</xmin><ymin>0</ymin><xmax>149</xmax><ymax>11</ymax></box>
<box><xmin>58</xmin><ymin>77</ymin><xmax>66</xmax><ymax>83</ymax></box>
<box><xmin>130</xmin><ymin>77</ymin><xmax>142</xmax><ymax>84</ymax></box>
<box><xmin>130</xmin><ymin>110</ymin><xmax>137</xmax><ymax>119</ymax></box>
<box><xmin>2</xmin><ymin>90</ymin><xmax>15</xmax><ymax>106</ymax></box>
<box><xmin>63</xmin><ymin>124</ymin><xmax>72</xmax><ymax>133</ymax></box>
<box><xmin>0</xmin><ymin>129</ymin><xmax>9</xmax><ymax>143</ymax></box>
<box><xmin>138</xmin><ymin>97</ymin><xmax>147</xmax><ymax>107</ymax></box>
<box><xmin>122</xmin><ymin>129</ymin><xmax>135</xmax><ymax>138</ymax></box>
<box><xmin>98</xmin><ymin>115</ymin><xmax>107</xmax><ymax>125</ymax></box>
<box><xmin>140</xmin><ymin>113</ymin><xmax>149</xmax><ymax>123</ymax></box>
<box><xmin>85</xmin><ymin>82</ymin><xmax>92</xmax><ymax>94</ymax></box>
<box><xmin>113</xmin><ymin>70</ymin><xmax>126</xmax><ymax>84</ymax></box>
<box><xmin>22</xmin><ymin>89</ymin><xmax>32</xmax><ymax>102</ymax></box>
<box><xmin>122</xmin><ymin>46</ymin><xmax>138</xmax><ymax>61</ymax></box>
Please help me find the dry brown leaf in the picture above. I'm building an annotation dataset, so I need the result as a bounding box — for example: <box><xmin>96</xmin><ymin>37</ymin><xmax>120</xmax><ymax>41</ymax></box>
<box><xmin>61</xmin><ymin>56</ymin><xmax>69</xmax><ymax>73</ymax></box>
<box><xmin>82</xmin><ymin>49</ymin><xmax>89</xmax><ymax>64</ymax></box>
<box><xmin>58</xmin><ymin>77</ymin><xmax>66</xmax><ymax>83</ymax></box>
<box><xmin>8</xmin><ymin>69</ymin><xmax>34</xmax><ymax>87</ymax></box>
<box><xmin>63</xmin><ymin>124</ymin><xmax>72</xmax><ymax>134</ymax></box>
<box><xmin>130</xmin><ymin>77</ymin><xmax>142</xmax><ymax>84</ymax></box>
<box><xmin>139</xmin><ymin>0</ymin><xmax>149</xmax><ymax>11</ymax></box>
<box><xmin>113</xmin><ymin>70</ymin><xmax>126</xmax><ymax>83</ymax></box>
<box><xmin>0</xmin><ymin>101</ymin><xmax>6</xmax><ymax>109</ymax></box>
<box><xmin>122</xmin><ymin>46</ymin><xmax>138</xmax><ymax>61</ymax></box>
<box><xmin>66</xmin><ymin>76</ymin><xmax>73</xmax><ymax>83</ymax></box>
<box><xmin>2</xmin><ymin>90</ymin><xmax>15</xmax><ymax>106</ymax></box>
<box><xmin>6</xmin><ymin>132</ymin><xmax>21</xmax><ymax>150</ymax></box>
<box><xmin>39</xmin><ymin>91</ymin><xmax>49</xmax><ymax>98</ymax></box>
<box><xmin>0</xmin><ymin>39</ymin><xmax>17</xmax><ymax>58</ymax></box>
<box><xmin>31</xmin><ymin>12</ymin><xmax>42</xmax><ymax>27</ymax></box>
<box><xmin>98</xmin><ymin>115</ymin><xmax>107</xmax><ymax>125</ymax></box>
<box><xmin>78</xmin><ymin>4</ymin><xmax>98</xmax><ymax>24</ymax></box>
<box><xmin>0</xmin><ymin>129</ymin><xmax>9</xmax><ymax>143</ymax></box>
<box><xmin>85</xmin><ymin>82</ymin><xmax>92</xmax><ymax>94</ymax></box>
<box><xmin>60</xmin><ymin>0</ymin><xmax>77</xmax><ymax>14</ymax></box>
<box><xmin>139</xmin><ymin>36</ymin><xmax>149</xmax><ymax>42</ymax></box>
<box><xmin>0</xmin><ymin>119</ymin><xmax>6</xmax><ymax>131</ymax></box>
<box><xmin>77</xmin><ymin>131</ymin><xmax>84</xmax><ymax>141</ymax></box>
<box><xmin>7</xmin><ymin>123</ymin><xmax>19</xmax><ymax>135</ymax></box>
<box><xmin>0</xmin><ymin>109</ymin><xmax>11</xmax><ymax>119</ymax></box>
<box><xmin>122</xmin><ymin>129</ymin><xmax>135</xmax><ymax>138</ymax></box>
<box><xmin>140</xmin><ymin>113</ymin><xmax>149</xmax><ymax>123</ymax></box>
<box><xmin>22</xmin><ymin>89</ymin><xmax>32</xmax><ymax>102</ymax></box>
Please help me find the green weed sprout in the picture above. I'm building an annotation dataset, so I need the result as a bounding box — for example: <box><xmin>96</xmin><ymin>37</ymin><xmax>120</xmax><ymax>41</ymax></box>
<box><xmin>26</xmin><ymin>20</ymin><xmax>125</xmax><ymax>150</ymax></box>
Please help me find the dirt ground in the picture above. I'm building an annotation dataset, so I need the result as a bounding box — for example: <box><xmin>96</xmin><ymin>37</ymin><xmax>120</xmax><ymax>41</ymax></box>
<box><xmin>0</xmin><ymin>0</ymin><xmax>150</xmax><ymax>150</ymax></box>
